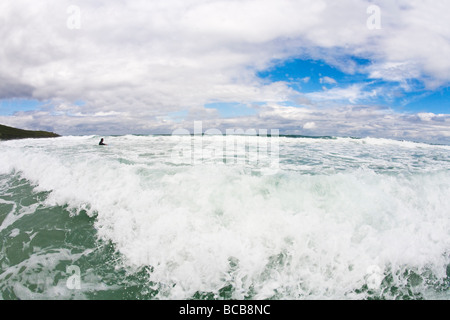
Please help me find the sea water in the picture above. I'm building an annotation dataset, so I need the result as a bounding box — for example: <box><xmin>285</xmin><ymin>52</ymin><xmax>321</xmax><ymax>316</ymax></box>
<box><xmin>0</xmin><ymin>135</ymin><xmax>449</xmax><ymax>300</ymax></box>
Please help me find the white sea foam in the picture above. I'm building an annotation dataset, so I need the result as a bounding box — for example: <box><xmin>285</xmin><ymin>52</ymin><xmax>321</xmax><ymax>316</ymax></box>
<box><xmin>1</xmin><ymin>135</ymin><xmax>449</xmax><ymax>299</ymax></box>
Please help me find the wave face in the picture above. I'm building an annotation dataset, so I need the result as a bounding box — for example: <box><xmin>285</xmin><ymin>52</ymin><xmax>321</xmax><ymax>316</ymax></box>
<box><xmin>1</xmin><ymin>135</ymin><xmax>449</xmax><ymax>300</ymax></box>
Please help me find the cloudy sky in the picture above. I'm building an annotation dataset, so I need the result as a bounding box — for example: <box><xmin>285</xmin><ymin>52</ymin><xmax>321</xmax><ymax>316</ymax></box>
<box><xmin>0</xmin><ymin>0</ymin><xmax>449</xmax><ymax>143</ymax></box>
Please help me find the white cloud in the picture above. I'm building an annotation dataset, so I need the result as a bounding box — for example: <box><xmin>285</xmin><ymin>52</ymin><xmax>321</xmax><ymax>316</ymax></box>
<box><xmin>301</xmin><ymin>77</ymin><xmax>311</xmax><ymax>83</ymax></box>
<box><xmin>306</xmin><ymin>84</ymin><xmax>377</xmax><ymax>104</ymax></box>
<box><xmin>365</xmin><ymin>61</ymin><xmax>422</xmax><ymax>91</ymax></box>
<box><xmin>1</xmin><ymin>103</ymin><xmax>449</xmax><ymax>144</ymax></box>
<box><xmin>0</xmin><ymin>0</ymin><xmax>449</xmax><ymax>141</ymax></box>
<box><xmin>303</xmin><ymin>122</ymin><xmax>317</xmax><ymax>130</ymax></box>
<box><xmin>320</xmin><ymin>76</ymin><xmax>337</xmax><ymax>85</ymax></box>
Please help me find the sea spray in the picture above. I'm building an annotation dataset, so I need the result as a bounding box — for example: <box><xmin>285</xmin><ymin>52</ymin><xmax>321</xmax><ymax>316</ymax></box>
<box><xmin>0</xmin><ymin>135</ymin><xmax>449</xmax><ymax>299</ymax></box>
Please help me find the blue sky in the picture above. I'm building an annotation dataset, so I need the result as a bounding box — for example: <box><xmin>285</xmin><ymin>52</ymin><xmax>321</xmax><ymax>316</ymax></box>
<box><xmin>0</xmin><ymin>99</ymin><xmax>43</xmax><ymax>116</ymax></box>
<box><xmin>256</xmin><ymin>58</ymin><xmax>450</xmax><ymax>114</ymax></box>
<box><xmin>402</xmin><ymin>87</ymin><xmax>450</xmax><ymax>114</ymax></box>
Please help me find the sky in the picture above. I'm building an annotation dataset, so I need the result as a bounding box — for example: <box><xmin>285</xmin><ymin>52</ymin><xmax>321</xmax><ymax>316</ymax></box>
<box><xmin>0</xmin><ymin>0</ymin><xmax>449</xmax><ymax>143</ymax></box>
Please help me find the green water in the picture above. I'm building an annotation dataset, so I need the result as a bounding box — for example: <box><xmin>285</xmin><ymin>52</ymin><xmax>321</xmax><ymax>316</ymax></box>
<box><xmin>0</xmin><ymin>174</ymin><xmax>146</xmax><ymax>299</ymax></box>
<box><xmin>1</xmin><ymin>174</ymin><xmax>448</xmax><ymax>300</ymax></box>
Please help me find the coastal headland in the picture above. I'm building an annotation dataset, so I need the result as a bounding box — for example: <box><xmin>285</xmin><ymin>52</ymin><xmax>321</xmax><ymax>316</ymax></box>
<box><xmin>0</xmin><ymin>124</ymin><xmax>60</xmax><ymax>140</ymax></box>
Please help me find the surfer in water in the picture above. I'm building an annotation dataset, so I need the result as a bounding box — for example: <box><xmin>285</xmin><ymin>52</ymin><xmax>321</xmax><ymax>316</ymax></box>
<box><xmin>99</xmin><ymin>138</ymin><xmax>107</xmax><ymax>146</ymax></box>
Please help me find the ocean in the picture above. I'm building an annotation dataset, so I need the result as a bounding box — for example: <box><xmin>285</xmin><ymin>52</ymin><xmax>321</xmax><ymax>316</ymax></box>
<box><xmin>0</xmin><ymin>134</ymin><xmax>449</xmax><ymax>300</ymax></box>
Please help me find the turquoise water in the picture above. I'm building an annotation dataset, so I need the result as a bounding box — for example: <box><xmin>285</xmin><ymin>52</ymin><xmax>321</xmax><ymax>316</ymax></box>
<box><xmin>0</xmin><ymin>135</ymin><xmax>449</xmax><ymax>300</ymax></box>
